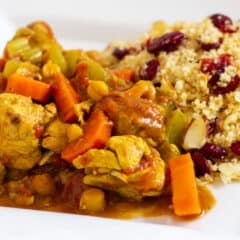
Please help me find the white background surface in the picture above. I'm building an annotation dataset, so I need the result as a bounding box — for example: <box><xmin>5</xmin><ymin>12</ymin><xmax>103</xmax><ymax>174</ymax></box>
<box><xmin>1</xmin><ymin>0</ymin><xmax>240</xmax><ymax>239</ymax></box>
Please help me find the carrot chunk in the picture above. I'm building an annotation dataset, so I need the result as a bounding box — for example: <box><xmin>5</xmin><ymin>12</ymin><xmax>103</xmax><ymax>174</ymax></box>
<box><xmin>169</xmin><ymin>153</ymin><xmax>201</xmax><ymax>217</ymax></box>
<box><xmin>74</xmin><ymin>62</ymin><xmax>89</xmax><ymax>89</ymax></box>
<box><xmin>51</xmin><ymin>73</ymin><xmax>81</xmax><ymax>123</ymax></box>
<box><xmin>61</xmin><ymin>108</ymin><xmax>112</xmax><ymax>163</ymax></box>
<box><xmin>6</xmin><ymin>73</ymin><xmax>51</xmax><ymax>104</ymax></box>
<box><xmin>111</xmin><ymin>68</ymin><xmax>135</xmax><ymax>82</ymax></box>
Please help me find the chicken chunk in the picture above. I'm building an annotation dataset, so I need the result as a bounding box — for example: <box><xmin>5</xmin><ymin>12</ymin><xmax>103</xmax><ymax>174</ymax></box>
<box><xmin>96</xmin><ymin>93</ymin><xmax>166</xmax><ymax>143</ymax></box>
<box><xmin>107</xmin><ymin>135</ymin><xmax>151</xmax><ymax>170</ymax></box>
<box><xmin>73</xmin><ymin>149</ymin><xmax>121</xmax><ymax>170</ymax></box>
<box><xmin>0</xmin><ymin>93</ymin><xmax>47</xmax><ymax>170</ymax></box>
<box><xmin>73</xmin><ymin>135</ymin><xmax>165</xmax><ymax>200</ymax></box>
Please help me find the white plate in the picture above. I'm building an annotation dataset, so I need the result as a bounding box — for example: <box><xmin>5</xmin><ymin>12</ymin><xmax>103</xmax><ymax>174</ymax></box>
<box><xmin>1</xmin><ymin>0</ymin><xmax>240</xmax><ymax>239</ymax></box>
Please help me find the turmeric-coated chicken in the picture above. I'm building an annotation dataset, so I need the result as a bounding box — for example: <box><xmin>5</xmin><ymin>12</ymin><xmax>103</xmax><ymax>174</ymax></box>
<box><xmin>0</xmin><ymin>93</ymin><xmax>54</xmax><ymax>170</ymax></box>
<box><xmin>73</xmin><ymin>135</ymin><xmax>165</xmax><ymax>200</ymax></box>
<box><xmin>96</xmin><ymin>93</ymin><xmax>166</xmax><ymax>143</ymax></box>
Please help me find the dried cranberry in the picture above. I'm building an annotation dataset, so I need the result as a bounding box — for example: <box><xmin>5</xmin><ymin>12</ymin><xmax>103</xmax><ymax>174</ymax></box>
<box><xmin>206</xmin><ymin>54</ymin><xmax>238</xmax><ymax>95</ymax></box>
<box><xmin>215</xmin><ymin>54</ymin><xmax>232</xmax><ymax>73</ymax></box>
<box><xmin>200</xmin><ymin>143</ymin><xmax>227</xmax><ymax>162</ymax></box>
<box><xmin>191</xmin><ymin>150</ymin><xmax>210</xmax><ymax>177</ymax></box>
<box><xmin>139</xmin><ymin>59</ymin><xmax>160</xmax><ymax>80</ymax></box>
<box><xmin>212</xmin><ymin>75</ymin><xmax>240</xmax><ymax>95</ymax></box>
<box><xmin>208</xmin><ymin>72</ymin><xmax>220</xmax><ymax>88</ymax></box>
<box><xmin>230</xmin><ymin>141</ymin><xmax>240</xmax><ymax>155</ymax></box>
<box><xmin>207</xmin><ymin>118</ymin><xmax>218</xmax><ymax>136</ymax></box>
<box><xmin>200</xmin><ymin>58</ymin><xmax>215</xmax><ymax>73</ymax></box>
<box><xmin>147</xmin><ymin>31</ymin><xmax>185</xmax><ymax>54</ymax></box>
<box><xmin>112</xmin><ymin>47</ymin><xmax>130</xmax><ymax>60</ymax></box>
<box><xmin>200</xmin><ymin>54</ymin><xmax>232</xmax><ymax>74</ymax></box>
<box><xmin>200</xmin><ymin>38</ymin><xmax>223</xmax><ymax>51</ymax></box>
<box><xmin>210</xmin><ymin>14</ymin><xmax>236</xmax><ymax>33</ymax></box>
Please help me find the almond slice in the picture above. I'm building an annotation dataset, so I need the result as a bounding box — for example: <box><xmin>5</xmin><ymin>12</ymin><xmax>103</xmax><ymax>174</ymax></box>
<box><xmin>182</xmin><ymin>116</ymin><xmax>207</xmax><ymax>150</ymax></box>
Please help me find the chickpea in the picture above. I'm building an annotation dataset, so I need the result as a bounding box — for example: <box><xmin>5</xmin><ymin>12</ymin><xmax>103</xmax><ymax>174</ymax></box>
<box><xmin>42</xmin><ymin>61</ymin><xmax>61</xmax><ymax>78</ymax></box>
<box><xmin>66</xmin><ymin>124</ymin><xmax>83</xmax><ymax>142</ymax></box>
<box><xmin>87</xmin><ymin>80</ymin><xmax>109</xmax><ymax>101</ymax></box>
<box><xmin>79</xmin><ymin>188</ymin><xmax>106</xmax><ymax>212</ymax></box>
<box><xmin>31</xmin><ymin>173</ymin><xmax>56</xmax><ymax>196</ymax></box>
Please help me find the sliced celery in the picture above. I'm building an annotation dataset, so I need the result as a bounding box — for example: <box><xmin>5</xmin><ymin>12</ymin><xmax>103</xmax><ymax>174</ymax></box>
<box><xmin>79</xmin><ymin>53</ymin><xmax>110</xmax><ymax>81</ymax></box>
<box><xmin>166</xmin><ymin>109</ymin><xmax>187</xmax><ymax>146</ymax></box>
<box><xmin>64</xmin><ymin>50</ymin><xmax>82</xmax><ymax>77</ymax></box>
<box><xmin>6</xmin><ymin>37</ymin><xmax>30</xmax><ymax>58</ymax></box>
<box><xmin>3</xmin><ymin>60</ymin><xmax>21</xmax><ymax>78</ymax></box>
<box><xmin>3</xmin><ymin>60</ymin><xmax>40</xmax><ymax>78</ymax></box>
<box><xmin>48</xmin><ymin>43</ymin><xmax>67</xmax><ymax>74</ymax></box>
<box><xmin>22</xmin><ymin>47</ymin><xmax>43</xmax><ymax>64</ymax></box>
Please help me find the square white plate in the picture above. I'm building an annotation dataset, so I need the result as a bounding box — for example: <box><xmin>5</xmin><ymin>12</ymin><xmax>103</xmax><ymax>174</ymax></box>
<box><xmin>1</xmin><ymin>0</ymin><xmax>240</xmax><ymax>239</ymax></box>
